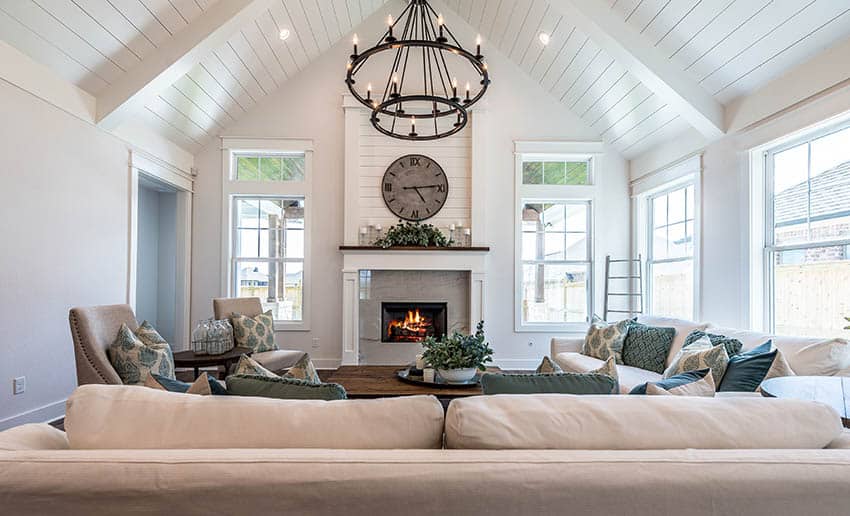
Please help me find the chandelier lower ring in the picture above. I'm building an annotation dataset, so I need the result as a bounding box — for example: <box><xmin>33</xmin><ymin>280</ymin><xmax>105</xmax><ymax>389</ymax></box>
<box><xmin>369</xmin><ymin>95</ymin><xmax>468</xmax><ymax>141</ymax></box>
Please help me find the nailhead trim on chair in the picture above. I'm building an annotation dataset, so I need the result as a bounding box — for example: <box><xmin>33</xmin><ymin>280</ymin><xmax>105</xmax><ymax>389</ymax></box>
<box><xmin>69</xmin><ymin>310</ymin><xmax>111</xmax><ymax>384</ymax></box>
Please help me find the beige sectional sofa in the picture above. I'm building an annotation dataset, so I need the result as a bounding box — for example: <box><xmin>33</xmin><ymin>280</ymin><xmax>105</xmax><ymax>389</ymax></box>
<box><xmin>2</xmin><ymin>384</ymin><xmax>850</xmax><ymax>515</ymax></box>
<box><xmin>551</xmin><ymin>315</ymin><xmax>850</xmax><ymax>393</ymax></box>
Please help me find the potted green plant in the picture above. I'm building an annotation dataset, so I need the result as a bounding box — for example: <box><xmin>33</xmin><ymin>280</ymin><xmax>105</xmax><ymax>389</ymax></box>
<box><xmin>421</xmin><ymin>321</ymin><xmax>493</xmax><ymax>383</ymax></box>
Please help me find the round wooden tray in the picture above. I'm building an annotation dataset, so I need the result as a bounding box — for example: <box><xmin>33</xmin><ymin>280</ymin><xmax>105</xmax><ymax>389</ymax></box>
<box><xmin>396</xmin><ymin>368</ymin><xmax>482</xmax><ymax>388</ymax></box>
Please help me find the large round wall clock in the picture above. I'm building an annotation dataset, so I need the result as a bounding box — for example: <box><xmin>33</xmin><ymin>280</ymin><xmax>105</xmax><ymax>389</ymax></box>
<box><xmin>381</xmin><ymin>154</ymin><xmax>449</xmax><ymax>222</ymax></box>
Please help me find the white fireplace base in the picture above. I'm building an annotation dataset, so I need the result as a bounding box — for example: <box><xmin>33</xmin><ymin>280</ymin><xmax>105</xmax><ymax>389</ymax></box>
<box><xmin>340</xmin><ymin>248</ymin><xmax>489</xmax><ymax>365</ymax></box>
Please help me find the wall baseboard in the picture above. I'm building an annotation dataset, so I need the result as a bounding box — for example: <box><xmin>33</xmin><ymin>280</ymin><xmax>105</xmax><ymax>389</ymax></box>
<box><xmin>0</xmin><ymin>399</ymin><xmax>66</xmax><ymax>432</ymax></box>
<box><xmin>313</xmin><ymin>358</ymin><xmax>343</xmax><ymax>370</ymax></box>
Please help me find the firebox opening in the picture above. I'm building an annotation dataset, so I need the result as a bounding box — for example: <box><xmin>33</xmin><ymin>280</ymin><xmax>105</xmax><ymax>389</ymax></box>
<box><xmin>381</xmin><ymin>302</ymin><xmax>448</xmax><ymax>343</ymax></box>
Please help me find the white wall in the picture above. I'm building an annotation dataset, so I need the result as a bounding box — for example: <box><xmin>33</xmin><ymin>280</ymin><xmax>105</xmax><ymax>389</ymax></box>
<box><xmin>190</xmin><ymin>7</ymin><xmax>630</xmax><ymax>368</ymax></box>
<box><xmin>0</xmin><ymin>80</ymin><xmax>130</xmax><ymax>429</ymax></box>
<box><xmin>629</xmin><ymin>81</ymin><xmax>850</xmax><ymax>329</ymax></box>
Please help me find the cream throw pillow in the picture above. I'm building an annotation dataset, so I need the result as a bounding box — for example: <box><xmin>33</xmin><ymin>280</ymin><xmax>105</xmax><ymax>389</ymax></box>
<box><xmin>663</xmin><ymin>336</ymin><xmax>729</xmax><ymax>388</ymax></box>
<box><xmin>282</xmin><ymin>354</ymin><xmax>321</xmax><ymax>384</ymax></box>
<box><xmin>582</xmin><ymin>316</ymin><xmax>631</xmax><ymax>363</ymax></box>
<box><xmin>232</xmin><ymin>354</ymin><xmax>277</xmax><ymax>378</ymax></box>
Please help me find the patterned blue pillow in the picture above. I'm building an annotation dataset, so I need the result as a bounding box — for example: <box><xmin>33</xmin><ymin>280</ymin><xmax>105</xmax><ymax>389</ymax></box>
<box><xmin>621</xmin><ymin>322</ymin><xmax>675</xmax><ymax>374</ymax></box>
<box><xmin>149</xmin><ymin>373</ymin><xmax>228</xmax><ymax>395</ymax></box>
<box><xmin>630</xmin><ymin>369</ymin><xmax>711</xmax><ymax>395</ymax></box>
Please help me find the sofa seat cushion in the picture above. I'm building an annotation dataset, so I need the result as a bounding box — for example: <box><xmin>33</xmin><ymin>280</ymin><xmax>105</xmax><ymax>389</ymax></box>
<box><xmin>0</xmin><ymin>424</ymin><xmax>69</xmax><ymax>451</ymax></box>
<box><xmin>444</xmin><ymin>395</ymin><xmax>843</xmax><ymax>450</ymax></box>
<box><xmin>637</xmin><ymin>315</ymin><xmax>708</xmax><ymax>368</ymax></box>
<box><xmin>65</xmin><ymin>384</ymin><xmax>444</xmax><ymax>450</ymax></box>
<box><xmin>554</xmin><ymin>352</ymin><xmax>661</xmax><ymax>394</ymax></box>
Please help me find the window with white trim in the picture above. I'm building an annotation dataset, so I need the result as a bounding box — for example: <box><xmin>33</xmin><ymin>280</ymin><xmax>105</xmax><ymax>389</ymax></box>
<box><xmin>764</xmin><ymin>121</ymin><xmax>850</xmax><ymax>338</ymax></box>
<box><xmin>647</xmin><ymin>184</ymin><xmax>695</xmax><ymax>320</ymax></box>
<box><xmin>515</xmin><ymin>150</ymin><xmax>595</xmax><ymax>331</ymax></box>
<box><xmin>222</xmin><ymin>142</ymin><xmax>312</xmax><ymax>330</ymax></box>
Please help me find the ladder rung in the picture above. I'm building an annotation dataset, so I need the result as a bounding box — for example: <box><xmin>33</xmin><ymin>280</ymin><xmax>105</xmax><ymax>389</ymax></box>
<box><xmin>607</xmin><ymin>259</ymin><xmax>639</xmax><ymax>263</ymax></box>
<box><xmin>608</xmin><ymin>276</ymin><xmax>641</xmax><ymax>279</ymax></box>
<box><xmin>606</xmin><ymin>310</ymin><xmax>635</xmax><ymax>313</ymax></box>
<box><xmin>608</xmin><ymin>293</ymin><xmax>640</xmax><ymax>296</ymax></box>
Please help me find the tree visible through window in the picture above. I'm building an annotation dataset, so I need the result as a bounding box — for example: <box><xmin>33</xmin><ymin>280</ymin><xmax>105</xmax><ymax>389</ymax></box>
<box><xmin>234</xmin><ymin>153</ymin><xmax>305</xmax><ymax>182</ymax></box>
<box><xmin>522</xmin><ymin>159</ymin><xmax>590</xmax><ymax>185</ymax></box>
<box><xmin>232</xmin><ymin>196</ymin><xmax>305</xmax><ymax>321</ymax></box>
<box><xmin>767</xmin><ymin>122</ymin><xmax>850</xmax><ymax>338</ymax></box>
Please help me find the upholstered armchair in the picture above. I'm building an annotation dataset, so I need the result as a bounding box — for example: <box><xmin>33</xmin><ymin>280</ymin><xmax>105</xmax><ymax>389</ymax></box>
<box><xmin>213</xmin><ymin>297</ymin><xmax>307</xmax><ymax>374</ymax></box>
<box><xmin>69</xmin><ymin>304</ymin><xmax>136</xmax><ymax>386</ymax></box>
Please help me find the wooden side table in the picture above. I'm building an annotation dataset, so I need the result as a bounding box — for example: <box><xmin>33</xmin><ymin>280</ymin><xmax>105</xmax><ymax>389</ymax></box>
<box><xmin>761</xmin><ymin>376</ymin><xmax>850</xmax><ymax>428</ymax></box>
<box><xmin>173</xmin><ymin>346</ymin><xmax>252</xmax><ymax>380</ymax></box>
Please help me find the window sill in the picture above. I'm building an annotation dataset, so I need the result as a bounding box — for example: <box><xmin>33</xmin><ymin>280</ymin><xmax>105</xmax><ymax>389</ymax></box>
<box><xmin>273</xmin><ymin>321</ymin><xmax>310</xmax><ymax>332</ymax></box>
<box><xmin>516</xmin><ymin>322</ymin><xmax>590</xmax><ymax>334</ymax></box>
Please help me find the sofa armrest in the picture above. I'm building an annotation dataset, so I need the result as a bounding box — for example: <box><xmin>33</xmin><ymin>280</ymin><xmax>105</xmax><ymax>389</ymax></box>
<box><xmin>0</xmin><ymin>423</ymin><xmax>69</xmax><ymax>451</ymax></box>
<box><xmin>550</xmin><ymin>337</ymin><xmax>584</xmax><ymax>357</ymax></box>
<box><xmin>827</xmin><ymin>429</ymin><xmax>850</xmax><ymax>449</ymax></box>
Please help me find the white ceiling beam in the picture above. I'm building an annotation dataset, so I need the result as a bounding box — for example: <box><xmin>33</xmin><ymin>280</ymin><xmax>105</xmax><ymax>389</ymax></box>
<box><xmin>96</xmin><ymin>0</ymin><xmax>274</xmax><ymax>130</ymax></box>
<box><xmin>556</xmin><ymin>0</ymin><xmax>725</xmax><ymax>139</ymax></box>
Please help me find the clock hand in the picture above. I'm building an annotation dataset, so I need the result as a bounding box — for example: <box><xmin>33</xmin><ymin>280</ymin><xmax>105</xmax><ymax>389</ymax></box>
<box><xmin>412</xmin><ymin>186</ymin><xmax>426</xmax><ymax>202</ymax></box>
<box><xmin>402</xmin><ymin>184</ymin><xmax>440</xmax><ymax>189</ymax></box>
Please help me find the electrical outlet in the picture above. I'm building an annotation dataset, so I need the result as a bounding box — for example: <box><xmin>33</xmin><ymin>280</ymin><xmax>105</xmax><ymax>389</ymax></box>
<box><xmin>13</xmin><ymin>376</ymin><xmax>25</xmax><ymax>395</ymax></box>
<box><xmin>311</xmin><ymin>337</ymin><xmax>320</xmax><ymax>349</ymax></box>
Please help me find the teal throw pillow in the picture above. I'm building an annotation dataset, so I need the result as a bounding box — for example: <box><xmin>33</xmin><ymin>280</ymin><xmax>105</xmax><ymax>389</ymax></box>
<box><xmin>149</xmin><ymin>373</ymin><xmax>228</xmax><ymax>395</ymax></box>
<box><xmin>684</xmin><ymin>330</ymin><xmax>743</xmax><ymax>358</ymax></box>
<box><xmin>718</xmin><ymin>340</ymin><xmax>794</xmax><ymax>392</ymax></box>
<box><xmin>630</xmin><ymin>368</ymin><xmax>711</xmax><ymax>395</ymax></box>
<box><xmin>108</xmin><ymin>323</ymin><xmax>175</xmax><ymax>385</ymax></box>
<box><xmin>226</xmin><ymin>374</ymin><xmax>347</xmax><ymax>400</ymax></box>
<box><xmin>621</xmin><ymin>322</ymin><xmax>675</xmax><ymax>374</ymax></box>
<box><xmin>480</xmin><ymin>372</ymin><xmax>617</xmax><ymax>395</ymax></box>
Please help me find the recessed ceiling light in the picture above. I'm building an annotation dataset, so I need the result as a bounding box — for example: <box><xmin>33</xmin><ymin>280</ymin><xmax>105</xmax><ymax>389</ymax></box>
<box><xmin>539</xmin><ymin>32</ymin><xmax>551</xmax><ymax>45</ymax></box>
<box><xmin>279</xmin><ymin>28</ymin><xmax>291</xmax><ymax>41</ymax></box>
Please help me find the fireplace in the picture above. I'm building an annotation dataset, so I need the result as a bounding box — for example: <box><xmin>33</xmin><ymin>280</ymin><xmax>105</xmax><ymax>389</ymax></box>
<box><xmin>381</xmin><ymin>302</ymin><xmax>448</xmax><ymax>343</ymax></box>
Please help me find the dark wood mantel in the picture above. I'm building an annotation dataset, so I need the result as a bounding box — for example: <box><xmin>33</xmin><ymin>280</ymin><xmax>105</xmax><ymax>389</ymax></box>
<box><xmin>339</xmin><ymin>245</ymin><xmax>490</xmax><ymax>252</ymax></box>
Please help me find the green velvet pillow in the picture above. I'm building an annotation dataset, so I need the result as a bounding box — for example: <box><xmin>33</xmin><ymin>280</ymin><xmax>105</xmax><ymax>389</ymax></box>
<box><xmin>621</xmin><ymin>322</ymin><xmax>675</xmax><ymax>374</ymax></box>
<box><xmin>480</xmin><ymin>372</ymin><xmax>617</xmax><ymax>395</ymax></box>
<box><xmin>226</xmin><ymin>374</ymin><xmax>347</xmax><ymax>400</ymax></box>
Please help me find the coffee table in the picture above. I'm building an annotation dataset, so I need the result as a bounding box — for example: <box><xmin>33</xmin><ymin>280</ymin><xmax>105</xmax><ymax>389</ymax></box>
<box><xmin>173</xmin><ymin>346</ymin><xmax>252</xmax><ymax>380</ymax></box>
<box><xmin>761</xmin><ymin>376</ymin><xmax>850</xmax><ymax>428</ymax></box>
<box><xmin>320</xmin><ymin>365</ymin><xmax>501</xmax><ymax>408</ymax></box>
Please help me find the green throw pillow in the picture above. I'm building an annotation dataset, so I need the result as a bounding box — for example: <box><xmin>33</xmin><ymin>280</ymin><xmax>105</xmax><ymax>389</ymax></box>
<box><xmin>226</xmin><ymin>374</ymin><xmax>347</xmax><ymax>400</ymax></box>
<box><xmin>108</xmin><ymin>322</ymin><xmax>175</xmax><ymax>385</ymax></box>
<box><xmin>684</xmin><ymin>330</ymin><xmax>743</xmax><ymax>358</ymax></box>
<box><xmin>582</xmin><ymin>316</ymin><xmax>632</xmax><ymax>363</ymax></box>
<box><xmin>480</xmin><ymin>372</ymin><xmax>617</xmax><ymax>395</ymax></box>
<box><xmin>230</xmin><ymin>311</ymin><xmax>278</xmax><ymax>353</ymax></box>
<box><xmin>621</xmin><ymin>322</ymin><xmax>675</xmax><ymax>374</ymax></box>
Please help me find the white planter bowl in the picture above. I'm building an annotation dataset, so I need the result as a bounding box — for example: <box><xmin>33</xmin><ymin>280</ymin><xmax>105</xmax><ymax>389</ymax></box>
<box><xmin>437</xmin><ymin>367</ymin><xmax>477</xmax><ymax>383</ymax></box>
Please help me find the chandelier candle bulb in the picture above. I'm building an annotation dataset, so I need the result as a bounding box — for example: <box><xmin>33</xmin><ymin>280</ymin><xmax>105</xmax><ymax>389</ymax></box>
<box><xmin>386</xmin><ymin>14</ymin><xmax>395</xmax><ymax>41</ymax></box>
<box><xmin>465</xmin><ymin>82</ymin><xmax>471</xmax><ymax>103</ymax></box>
<box><xmin>437</xmin><ymin>14</ymin><xmax>445</xmax><ymax>41</ymax></box>
<box><xmin>352</xmin><ymin>33</ymin><xmax>358</xmax><ymax>56</ymax></box>
<box><xmin>476</xmin><ymin>35</ymin><xmax>482</xmax><ymax>57</ymax></box>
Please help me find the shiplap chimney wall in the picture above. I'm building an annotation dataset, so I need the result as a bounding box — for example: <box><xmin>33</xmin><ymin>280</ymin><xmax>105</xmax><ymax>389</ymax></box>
<box><xmin>342</xmin><ymin>94</ymin><xmax>488</xmax><ymax>245</ymax></box>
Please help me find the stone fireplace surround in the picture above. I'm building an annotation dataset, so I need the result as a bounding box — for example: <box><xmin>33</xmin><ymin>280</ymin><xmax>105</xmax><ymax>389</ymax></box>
<box><xmin>340</xmin><ymin>248</ymin><xmax>488</xmax><ymax>365</ymax></box>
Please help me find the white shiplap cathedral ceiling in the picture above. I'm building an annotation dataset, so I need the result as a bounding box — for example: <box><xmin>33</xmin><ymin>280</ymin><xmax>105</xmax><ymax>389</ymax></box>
<box><xmin>1</xmin><ymin>0</ymin><xmax>849</xmax><ymax>157</ymax></box>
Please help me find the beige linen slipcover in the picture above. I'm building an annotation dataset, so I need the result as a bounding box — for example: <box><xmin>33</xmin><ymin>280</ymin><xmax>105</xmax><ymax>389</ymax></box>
<box><xmin>65</xmin><ymin>384</ymin><xmax>445</xmax><ymax>449</ymax></box>
<box><xmin>445</xmin><ymin>394</ymin><xmax>842</xmax><ymax>449</ymax></box>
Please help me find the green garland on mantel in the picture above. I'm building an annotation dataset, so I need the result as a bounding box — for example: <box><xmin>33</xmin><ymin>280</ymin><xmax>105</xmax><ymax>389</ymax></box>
<box><xmin>373</xmin><ymin>221</ymin><xmax>452</xmax><ymax>248</ymax></box>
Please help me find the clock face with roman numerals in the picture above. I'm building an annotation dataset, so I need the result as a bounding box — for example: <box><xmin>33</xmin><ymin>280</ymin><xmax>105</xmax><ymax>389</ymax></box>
<box><xmin>381</xmin><ymin>154</ymin><xmax>449</xmax><ymax>222</ymax></box>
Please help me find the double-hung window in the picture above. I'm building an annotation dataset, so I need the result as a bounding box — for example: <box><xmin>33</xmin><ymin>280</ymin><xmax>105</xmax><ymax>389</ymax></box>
<box><xmin>223</xmin><ymin>141</ymin><xmax>312</xmax><ymax>330</ymax></box>
<box><xmin>647</xmin><ymin>184</ymin><xmax>695</xmax><ymax>320</ymax></box>
<box><xmin>763</xmin><ymin>121</ymin><xmax>850</xmax><ymax>338</ymax></box>
<box><xmin>515</xmin><ymin>150</ymin><xmax>595</xmax><ymax>331</ymax></box>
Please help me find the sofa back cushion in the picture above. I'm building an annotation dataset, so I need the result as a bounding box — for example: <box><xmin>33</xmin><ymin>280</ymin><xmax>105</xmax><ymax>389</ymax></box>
<box><xmin>444</xmin><ymin>395</ymin><xmax>841</xmax><ymax>450</ymax></box>
<box><xmin>637</xmin><ymin>315</ymin><xmax>708</xmax><ymax>367</ymax></box>
<box><xmin>65</xmin><ymin>385</ymin><xmax>444</xmax><ymax>449</ymax></box>
<box><xmin>708</xmin><ymin>325</ymin><xmax>850</xmax><ymax>376</ymax></box>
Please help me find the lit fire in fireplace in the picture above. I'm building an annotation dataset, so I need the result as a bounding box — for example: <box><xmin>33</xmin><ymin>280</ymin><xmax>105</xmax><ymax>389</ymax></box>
<box><xmin>386</xmin><ymin>308</ymin><xmax>433</xmax><ymax>341</ymax></box>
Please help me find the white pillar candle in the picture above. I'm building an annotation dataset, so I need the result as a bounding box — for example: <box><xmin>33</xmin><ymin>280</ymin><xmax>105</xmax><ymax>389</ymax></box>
<box><xmin>423</xmin><ymin>368</ymin><xmax>435</xmax><ymax>383</ymax></box>
<box><xmin>415</xmin><ymin>354</ymin><xmax>426</xmax><ymax>370</ymax></box>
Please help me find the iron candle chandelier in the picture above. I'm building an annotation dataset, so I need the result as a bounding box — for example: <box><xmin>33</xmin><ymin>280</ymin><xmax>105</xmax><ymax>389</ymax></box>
<box><xmin>345</xmin><ymin>0</ymin><xmax>490</xmax><ymax>141</ymax></box>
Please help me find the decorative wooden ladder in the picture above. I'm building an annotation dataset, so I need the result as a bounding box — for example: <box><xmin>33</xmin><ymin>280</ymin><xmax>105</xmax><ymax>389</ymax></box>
<box><xmin>603</xmin><ymin>255</ymin><xmax>643</xmax><ymax>321</ymax></box>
